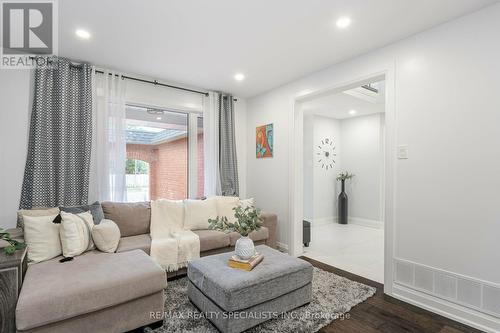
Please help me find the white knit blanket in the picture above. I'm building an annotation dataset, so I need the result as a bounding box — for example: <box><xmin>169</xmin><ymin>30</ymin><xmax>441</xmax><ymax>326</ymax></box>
<box><xmin>150</xmin><ymin>199</ymin><xmax>200</xmax><ymax>272</ymax></box>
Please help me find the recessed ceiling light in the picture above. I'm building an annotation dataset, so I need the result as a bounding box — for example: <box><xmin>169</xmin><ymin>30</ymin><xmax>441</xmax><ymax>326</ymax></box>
<box><xmin>348</xmin><ymin>109</ymin><xmax>357</xmax><ymax>115</ymax></box>
<box><xmin>336</xmin><ymin>17</ymin><xmax>352</xmax><ymax>29</ymax></box>
<box><xmin>75</xmin><ymin>29</ymin><xmax>91</xmax><ymax>39</ymax></box>
<box><xmin>234</xmin><ymin>73</ymin><xmax>245</xmax><ymax>81</ymax></box>
<box><xmin>156</xmin><ymin>116</ymin><xmax>162</xmax><ymax>120</ymax></box>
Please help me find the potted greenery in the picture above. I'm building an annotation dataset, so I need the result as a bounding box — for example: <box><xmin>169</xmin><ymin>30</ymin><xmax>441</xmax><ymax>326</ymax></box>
<box><xmin>209</xmin><ymin>206</ymin><xmax>263</xmax><ymax>259</ymax></box>
<box><xmin>336</xmin><ymin>172</ymin><xmax>354</xmax><ymax>224</ymax></box>
<box><xmin>0</xmin><ymin>228</ymin><xmax>26</xmax><ymax>255</ymax></box>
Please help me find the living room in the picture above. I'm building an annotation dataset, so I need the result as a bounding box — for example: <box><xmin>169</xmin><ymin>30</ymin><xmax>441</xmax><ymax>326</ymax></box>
<box><xmin>1</xmin><ymin>1</ymin><xmax>500</xmax><ymax>332</ymax></box>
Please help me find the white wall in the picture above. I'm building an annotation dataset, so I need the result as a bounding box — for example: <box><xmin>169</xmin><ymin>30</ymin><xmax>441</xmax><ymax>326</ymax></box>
<box><xmin>341</xmin><ymin>114</ymin><xmax>384</xmax><ymax>222</ymax></box>
<box><xmin>234</xmin><ymin>98</ymin><xmax>247</xmax><ymax>199</ymax></box>
<box><xmin>246</xmin><ymin>4</ymin><xmax>500</xmax><ymax>329</ymax></box>
<box><xmin>302</xmin><ymin>115</ymin><xmax>314</xmax><ymax>220</ymax></box>
<box><xmin>311</xmin><ymin>116</ymin><xmax>341</xmax><ymax>221</ymax></box>
<box><xmin>125</xmin><ymin>79</ymin><xmax>204</xmax><ymax>112</ymax></box>
<box><xmin>0</xmin><ymin>70</ymin><xmax>33</xmax><ymax>229</ymax></box>
<box><xmin>303</xmin><ymin>113</ymin><xmax>383</xmax><ymax>224</ymax></box>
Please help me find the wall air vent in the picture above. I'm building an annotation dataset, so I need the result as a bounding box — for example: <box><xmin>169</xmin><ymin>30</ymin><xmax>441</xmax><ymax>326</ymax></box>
<box><xmin>394</xmin><ymin>258</ymin><xmax>500</xmax><ymax>319</ymax></box>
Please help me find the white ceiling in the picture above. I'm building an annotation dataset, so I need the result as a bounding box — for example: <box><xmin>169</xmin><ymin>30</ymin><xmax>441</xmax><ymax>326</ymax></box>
<box><xmin>59</xmin><ymin>0</ymin><xmax>497</xmax><ymax>98</ymax></box>
<box><xmin>302</xmin><ymin>87</ymin><xmax>384</xmax><ymax>120</ymax></box>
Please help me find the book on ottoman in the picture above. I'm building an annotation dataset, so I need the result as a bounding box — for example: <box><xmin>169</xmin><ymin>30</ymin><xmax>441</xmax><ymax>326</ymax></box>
<box><xmin>229</xmin><ymin>253</ymin><xmax>264</xmax><ymax>271</ymax></box>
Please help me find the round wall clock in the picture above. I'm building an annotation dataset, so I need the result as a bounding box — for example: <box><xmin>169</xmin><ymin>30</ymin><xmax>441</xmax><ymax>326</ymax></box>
<box><xmin>316</xmin><ymin>137</ymin><xmax>336</xmax><ymax>170</ymax></box>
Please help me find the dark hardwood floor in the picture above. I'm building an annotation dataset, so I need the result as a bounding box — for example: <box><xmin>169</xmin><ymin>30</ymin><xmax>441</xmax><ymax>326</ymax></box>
<box><xmin>300</xmin><ymin>257</ymin><xmax>484</xmax><ymax>333</ymax></box>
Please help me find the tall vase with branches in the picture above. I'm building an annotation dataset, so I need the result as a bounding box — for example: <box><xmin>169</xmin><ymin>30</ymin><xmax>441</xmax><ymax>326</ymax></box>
<box><xmin>336</xmin><ymin>172</ymin><xmax>354</xmax><ymax>224</ymax></box>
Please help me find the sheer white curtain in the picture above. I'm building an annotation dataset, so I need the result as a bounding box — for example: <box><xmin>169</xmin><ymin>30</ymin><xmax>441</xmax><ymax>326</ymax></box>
<box><xmin>203</xmin><ymin>92</ymin><xmax>221</xmax><ymax>196</ymax></box>
<box><xmin>90</xmin><ymin>69</ymin><xmax>127</xmax><ymax>202</ymax></box>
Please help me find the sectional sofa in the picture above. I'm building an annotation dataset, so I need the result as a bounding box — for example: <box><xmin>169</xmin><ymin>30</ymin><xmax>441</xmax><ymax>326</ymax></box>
<box><xmin>100</xmin><ymin>201</ymin><xmax>278</xmax><ymax>277</ymax></box>
<box><xmin>12</xmin><ymin>201</ymin><xmax>278</xmax><ymax>333</ymax></box>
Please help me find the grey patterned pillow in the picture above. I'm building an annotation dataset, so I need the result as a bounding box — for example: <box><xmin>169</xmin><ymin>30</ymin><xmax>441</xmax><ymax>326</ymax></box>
<box><xmin>60</xmin><ymin>201</ymin><xmax>105</xmax><ymax>224</ymax></box>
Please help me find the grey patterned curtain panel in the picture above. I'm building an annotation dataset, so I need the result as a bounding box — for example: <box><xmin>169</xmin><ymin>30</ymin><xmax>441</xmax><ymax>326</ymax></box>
<box><xmin>218</xmin><ymin>94</ymin><xmax>239</xmax><ymax>196</ymax></box>
<box><xmin>20</xmin><ymin>57</ymin><xmax>93</xmax><ymax>209</ymax></box>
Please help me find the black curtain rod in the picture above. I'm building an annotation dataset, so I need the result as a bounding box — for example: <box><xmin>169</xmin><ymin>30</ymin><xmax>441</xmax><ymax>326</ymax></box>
<box><xmin>28</xmin><ymin>56</ymin><xmax>208</xmax><ymax>96</ymax></box>
<box><xmin>94</xmin><ymin>69</ymin><xmax>209</xmax><ymax>96</ymax></box>
<box><xmin>28</xmin><ymin>56</ymin><xmax>244</xmax><ymax>100</ymax></box>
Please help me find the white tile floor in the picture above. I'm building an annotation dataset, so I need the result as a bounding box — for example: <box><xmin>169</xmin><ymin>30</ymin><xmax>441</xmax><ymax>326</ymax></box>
<box><xmin>303</xmin><ymin>222</ymin><xmax>384</xmax><ymax>283</ymax></box>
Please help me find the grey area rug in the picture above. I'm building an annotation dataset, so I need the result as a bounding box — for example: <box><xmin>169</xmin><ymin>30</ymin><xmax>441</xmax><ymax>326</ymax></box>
<box><xmin>150</xmin><ymin>267</ymin><xmax>376</xmax><ymax>333</ymax></box>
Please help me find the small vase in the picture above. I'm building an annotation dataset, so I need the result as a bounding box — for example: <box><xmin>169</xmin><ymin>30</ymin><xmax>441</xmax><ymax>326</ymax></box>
<box><xmin>338</xmin><ymin>179</ymin><xmax>348</xmax><ymax>224</ymax></box>
<box><xmin>235</xmin><ymin>236</ymin><xmax>255</xmax><ymax>260</ymax></box>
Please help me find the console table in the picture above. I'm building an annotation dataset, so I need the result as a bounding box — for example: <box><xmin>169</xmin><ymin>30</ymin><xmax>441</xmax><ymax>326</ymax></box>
<box><xmin>0</xmin><ymin>247</ymin><xmax>27</xmax><ymax>333</ymax></box>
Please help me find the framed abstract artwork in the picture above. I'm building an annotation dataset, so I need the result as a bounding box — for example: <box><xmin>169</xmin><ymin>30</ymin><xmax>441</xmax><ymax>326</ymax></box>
<box><xmin>256</xmin><ymin>123</ymin><xmax>273</xmax><ymax>158</ymax></box>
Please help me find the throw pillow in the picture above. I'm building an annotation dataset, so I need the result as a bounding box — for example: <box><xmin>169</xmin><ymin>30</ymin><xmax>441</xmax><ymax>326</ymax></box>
<box><xmin>184</xmin><ymin>198</ymin><xmax>218</xmax><ymax>230</ymax></box>
<box><xmin>59</xmin><ymin>211</ymin><xmax>95</xmax><ymax>258</ymax></box>
<box><xmin>23</xmin><ymin>213</ymin><xmax>62</xmax><ymax>263</ymax></box>
<box><xmin>92</xmin><ymin>219</ymin><xmax>121</xmax><ymax>253</ymax></box>
<box><xmin>214</xmin><ymin>196</ymin><xmax>240</xmax><ymax>223</ymax></box>
<box><xmin>60</xmin><ymin>201</ymin><xmax>105</xmax><ymax>224</ymax></box>
<box><xmin>239</xmin><ymin>198</ymin><xmax>256</xmax><ymax>209</ymax></box>
<box><xmin>150</xmin><ymin>199</ymin><xmax>184</xmax><ymax>237</ymax></box>
<box><xmin>17</xmin><ymin>207</ymin><xmax>60</xmax><ymax>230</ymax></box>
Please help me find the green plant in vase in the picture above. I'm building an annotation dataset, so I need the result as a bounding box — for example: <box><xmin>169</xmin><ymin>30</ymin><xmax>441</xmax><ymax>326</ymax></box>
<box><xmin>0</xmin><ymin>228</ymin><xmax>26</xmax><ymax>255</ymax></box>
<box><xmin>209</xmin><ymin>206</ymin><xmax>263</xmax><ymax>259</ymax></box>
<box><xmin>336</xmin><ymin>171</ymin><xmax>354</xmax><ymax>182</ymax></box>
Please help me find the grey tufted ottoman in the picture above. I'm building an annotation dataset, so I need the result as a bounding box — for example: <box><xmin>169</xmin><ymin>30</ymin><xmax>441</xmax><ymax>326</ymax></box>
<box><xmin>187</xmin><ymin>245</ymin><xmax>313</xmax><ymax>333</ymax></box>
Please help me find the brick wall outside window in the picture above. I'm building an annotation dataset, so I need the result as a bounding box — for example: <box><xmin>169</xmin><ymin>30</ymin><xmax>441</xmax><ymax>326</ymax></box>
<box><xmin>126</xmin><ymin>133</ymin><xmax>204</xmax><ymax>200</ymax></box>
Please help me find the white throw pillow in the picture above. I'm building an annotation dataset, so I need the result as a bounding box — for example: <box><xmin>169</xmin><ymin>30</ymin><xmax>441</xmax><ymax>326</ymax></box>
<box><xmin>239</xmin><ymin>198</ymin><xmax>256</xmax><ymax>209</ymax></box>
<box><xmin>17</xmin><ymin>207</ymin><xmax>60</xmax><ymax>230</ymax></box>
<box><xmin>23</xmin><ymin>213</ymin><xmax>61</xmax><ymax>263</ymax></box>
<box><xmin>59</xmin><ymin>211</ymin><xmax>95</xmax><ymax>258</ymax></box>
<box><xmin>150</xmin><ymin>199</ymin><xmax>185</xmax><ymax>238</ymax></box>
<box><xmin>92</xmin><ymin>219</ymin><xmax>121</xmax><ymax>253</ymax></box>
<box><xmin>214</xmin><ymin>196</ymin><xmax>240</xmax><ymax>223</ymax></box>
<box><xmin>184</xmin><ymin>198</ymin><xmax>218</xmax><ymax>230</ymax></box>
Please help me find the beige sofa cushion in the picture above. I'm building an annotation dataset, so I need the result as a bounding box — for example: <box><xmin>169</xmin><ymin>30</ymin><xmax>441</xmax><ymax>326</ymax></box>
<box><xmin>116</xmin><ymin>234</ymin><xmax>151</xmax><ymax>255</ymax></box>
<box><xmin>16</xmin><ymin>250</ymin><xmax>166</xmax><ymax>331</ymax></box>
<box><xmin>92</xmin><ymin>219</ymin><xmax>121</xmax><ymax>253</ymax></box>
<box><xmin>101</xmin><ymin>202</ymin><xmax>150</xmax><ymax>237</ymax></box>
<box><xmin>229</xmin><ymin>227</ymin><xmax>269</xmax><ymax>246</ymax></box>
<box><xmin>184</xmin><ymin>198</ymin><xmax>217</xmax><ymax>230</ymax></box>
<box><xmin>193</xmin><ymin>230</ymin><xmax>230</xmax><ymax>252</ymax></box>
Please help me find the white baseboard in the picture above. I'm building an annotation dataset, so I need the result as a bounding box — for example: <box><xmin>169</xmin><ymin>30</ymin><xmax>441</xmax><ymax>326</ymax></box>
<box><xmin>307</xmin><ymin>216</ymin><xmax>383</xmax><ymax>229</ymax></box>
<box><xmin>393</xmin><ymin>257</ymin><xmax>500</xmax><ymax>332</ymax></box>
<box><xmin>348</xmin><ymin>216</ymin><xmax>384</xmax><ymax>229</ymax></box>
<box><xmin>310</xmin><ymin>217</ymin><xmax>337</xmax><ymax>225</ymax></box>
<box><xmin>310</xmin><ymin>216</ymin><xmax>384</xmax><ymax>229</ymax></box>
<box><xmin>393</xmin><ymin>284</ymin><xmax>500</xmax><ymax>332</ymax></box>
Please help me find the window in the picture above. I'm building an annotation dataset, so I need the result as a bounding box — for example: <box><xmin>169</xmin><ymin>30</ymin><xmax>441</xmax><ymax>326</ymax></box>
<box><xmin>125</xmin><ymin>159</ymin><xmax>150</xmax><ymax>201</ymax></box>
<box><xmin>124</xmin><ymin>105</ymin><xmax>203</xmax><ymax>202</ymax></box>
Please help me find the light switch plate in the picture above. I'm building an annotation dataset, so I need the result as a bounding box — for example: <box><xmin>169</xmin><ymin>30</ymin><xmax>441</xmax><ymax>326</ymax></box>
<box><xmin>398</xmin><ymin>145</ymin><xmax>409</xmax><ymax>159</ymax></box>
